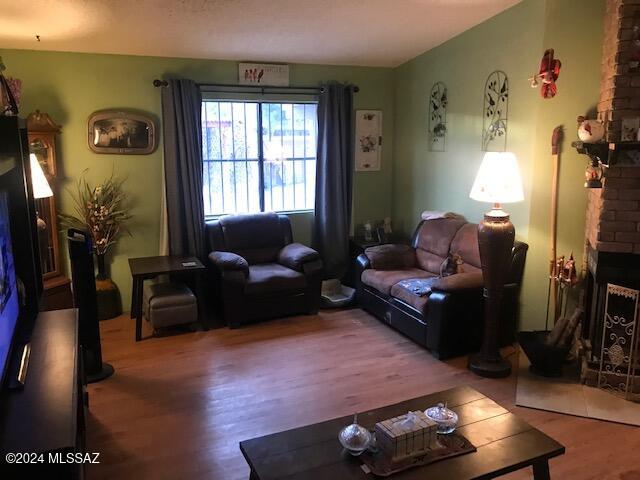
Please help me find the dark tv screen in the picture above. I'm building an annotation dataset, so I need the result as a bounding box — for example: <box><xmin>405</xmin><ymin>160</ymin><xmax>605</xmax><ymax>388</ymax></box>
<box><xmin>0</xmin><ymin>191</ymin><xmax>19</xmax><ymax>386</ymax></box>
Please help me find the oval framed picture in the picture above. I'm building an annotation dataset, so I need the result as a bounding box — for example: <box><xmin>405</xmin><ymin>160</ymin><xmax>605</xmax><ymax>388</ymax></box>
<box><xmin>87</xmin><ymin>110</ymin><xmax>157</xmax><ymax>154</ymax></box>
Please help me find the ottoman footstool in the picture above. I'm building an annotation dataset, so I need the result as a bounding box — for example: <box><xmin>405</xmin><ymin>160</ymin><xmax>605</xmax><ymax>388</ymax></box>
<box><xmin>143</xmin><ymin>282</ymin><xmax>198</xmax><ymax>332</ymax></box>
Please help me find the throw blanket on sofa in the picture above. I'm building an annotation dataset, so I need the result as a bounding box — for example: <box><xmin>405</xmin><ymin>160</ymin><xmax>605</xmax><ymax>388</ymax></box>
<box><xmin>396</xmin><ymin>278</ymin><xmax>436</xmax><ymax>297</ymax></box>
<box><xmin>421</xmin><ymin>210</ymin><xmax>466</xmax><ymax>221</ymax></box>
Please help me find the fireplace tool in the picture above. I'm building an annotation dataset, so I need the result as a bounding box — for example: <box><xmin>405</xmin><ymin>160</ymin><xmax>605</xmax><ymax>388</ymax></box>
<box><xmin>545</xmin><ymin>126</ymin><xmax>563</xmax><ymax>330</ymax></box>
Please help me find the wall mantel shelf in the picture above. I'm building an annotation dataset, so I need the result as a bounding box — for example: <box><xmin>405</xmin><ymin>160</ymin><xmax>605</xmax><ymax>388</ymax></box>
<box><xmin>572</xmin><ymin>140</ymin><xmax>640</xmax><ymax>168</ymax></box>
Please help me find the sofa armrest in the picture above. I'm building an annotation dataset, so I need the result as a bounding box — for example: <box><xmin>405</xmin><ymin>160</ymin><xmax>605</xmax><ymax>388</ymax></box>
<box><xmin>208</xmin><ymin>251</ymin><xmax>249</xmax><ymax>278</ymax></box>
<box><xmin>364</xmin><ymin>244</ymin><xmax>416</xmax><ymax>270</ymax></box>
<box><xmin>429</xmin><ymin>272</ymin><xmax>484</xmax><ymax>292</ymax></box>
<box><xmin>277</xmin><ymin>243</ymin><xmax>320</xmax><ymax>272</ymax></box>
<box><xmin>424</xmin><ymin>289</ymin><xmax>484</xmax><ymax>359</ymax></box>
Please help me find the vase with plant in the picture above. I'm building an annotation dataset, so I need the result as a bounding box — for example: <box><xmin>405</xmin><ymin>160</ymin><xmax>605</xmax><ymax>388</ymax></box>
<box><xmin>60</xmin><ymin>172</ymin><xmax>132</xmax><ymax>319</ymax></box>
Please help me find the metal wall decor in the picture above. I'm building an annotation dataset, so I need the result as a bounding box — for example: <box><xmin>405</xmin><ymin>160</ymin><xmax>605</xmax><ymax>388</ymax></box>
<box><xmin>482</xmin><ymin>70</ymin><xmax>509</xmax><ymax>151</ymax></box>
<box><xmin>597</xmin><ymin>283</ymin><xmax>640</xmax><ymax>400</ymax></box>
<box><xmin>428</xmin><ymin>82</ymin><xmax>447</xmax><ymax>152</ymax></box>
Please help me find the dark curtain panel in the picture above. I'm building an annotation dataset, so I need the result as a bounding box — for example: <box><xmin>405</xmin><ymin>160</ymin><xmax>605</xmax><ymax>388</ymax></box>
<box><xmin>161</xmin><ymin>79</ymin><xmax>205</xmax><ymax>258</ymax></box>
<box><xmin>313</xmin><ymin>82</ymin><xmax>354</xmax><ymax>279</ymax></box>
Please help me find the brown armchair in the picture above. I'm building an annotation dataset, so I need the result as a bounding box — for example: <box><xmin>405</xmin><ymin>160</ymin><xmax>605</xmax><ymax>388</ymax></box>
<box><xmin>206</xmin><ymin>213</ymin><xmax>323</xmax><ymax>328</ymax></box>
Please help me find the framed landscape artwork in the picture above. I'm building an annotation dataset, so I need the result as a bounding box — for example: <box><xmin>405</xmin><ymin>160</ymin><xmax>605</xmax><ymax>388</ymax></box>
<box><xmin>355</xmin><ymin>110</ymin><xmax>383</xmax><ymax>171</ymax></box>
<box><xmin>87</xmin><ymin>110</ymin><xmax>157</xmax><ymax>154</ymax></box>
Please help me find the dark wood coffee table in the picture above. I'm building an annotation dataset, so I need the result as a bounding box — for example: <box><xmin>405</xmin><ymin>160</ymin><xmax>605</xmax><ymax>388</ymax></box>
<box><xmin>240</xmin><ymin>385</ymin><xmax>564</xmax><ymax>479</ymax></box>
<box><xmin>128</xmin><ymin>255</ymin><xmax>206</xmax><ymax>341</ymax></box>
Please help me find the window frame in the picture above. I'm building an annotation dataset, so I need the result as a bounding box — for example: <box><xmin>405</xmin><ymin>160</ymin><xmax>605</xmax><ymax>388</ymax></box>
<box><xmin>201</xmin><ymin>93</ymin><xmax>318</xmax><ymax>219</ymax></box>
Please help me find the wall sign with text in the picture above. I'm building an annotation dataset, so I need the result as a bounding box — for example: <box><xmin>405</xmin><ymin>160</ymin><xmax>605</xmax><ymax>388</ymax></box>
<box><xmin>238</xmin><ymin>63</ymin><xmax>289</xmax><ymax>86</ymax></box>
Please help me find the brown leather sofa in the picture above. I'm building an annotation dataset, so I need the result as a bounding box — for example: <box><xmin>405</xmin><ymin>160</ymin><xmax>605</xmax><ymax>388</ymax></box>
<box><xmin>356</xmin><ymin>217</ymin><xmax>528</xmax><ymax>359</ymax></box>
<box><xmin>206</xmin><ymin>213</ymin><xmax>323</xmax><ymax>328</ymax></box>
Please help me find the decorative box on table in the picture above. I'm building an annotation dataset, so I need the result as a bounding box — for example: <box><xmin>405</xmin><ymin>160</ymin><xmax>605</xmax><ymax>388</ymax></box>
<box><xmin>374</xmin><ymin>410</ymin><xmax>438</xmax><ymax>461</ymax></box>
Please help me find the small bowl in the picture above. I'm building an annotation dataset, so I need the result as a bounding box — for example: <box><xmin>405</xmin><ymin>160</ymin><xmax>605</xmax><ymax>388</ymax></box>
<box><xmin>425</xmin><ymin>403</ymin><xmax>458</xmax><ymax>434</ymax></box>
<box><xmin>338</xmin><ymin>414</ymin><xmax>372</xmax><ymax>456</ymax></box>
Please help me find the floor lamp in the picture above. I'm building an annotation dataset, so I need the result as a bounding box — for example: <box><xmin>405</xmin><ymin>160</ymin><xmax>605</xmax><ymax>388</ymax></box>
<box><xmin>468</xmin><ymin>152</ymin><xmax>524</xmax><ymax>378</ymax></box>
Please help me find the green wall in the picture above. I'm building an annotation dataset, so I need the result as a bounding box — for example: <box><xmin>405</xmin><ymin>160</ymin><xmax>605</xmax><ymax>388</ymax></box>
<box><xmin>1</xmin><ymin>0</ymin><xmax>607</xmax><ymax>327</ymax></box>
<box><xmin>0</xmin><ymin>49</ymin><xmax>395</xmax><ymax>309</ymax></box>
<box><xmin>392</xmin><ymin>0</ymin><xmax>604</xmax><ymax>330</ymax></box>
<box><xmin>523</xmin><ymin>0</ymin><xmax>604</xmax><ymax>330</ymax></box>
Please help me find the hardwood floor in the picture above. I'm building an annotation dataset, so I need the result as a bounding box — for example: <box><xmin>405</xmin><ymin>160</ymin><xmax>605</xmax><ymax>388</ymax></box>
<box><xmin>87</xmin><ymin>309</ymin><xmax>640</xmax><ymax>480</ymax></box>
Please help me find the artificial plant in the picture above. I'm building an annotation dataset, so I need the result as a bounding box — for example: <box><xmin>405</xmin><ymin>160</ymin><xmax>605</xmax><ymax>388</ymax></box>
<box><xmin>59</xmin><ymin>172</ymin><xmax>132</xmax><ymax>279</ymax></box>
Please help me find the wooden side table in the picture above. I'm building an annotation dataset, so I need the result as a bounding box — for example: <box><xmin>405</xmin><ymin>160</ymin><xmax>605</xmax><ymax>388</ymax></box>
<box><xmin>128</xmin><ymin>255</ymin><xmax>207</xmax><ymax>341</ymax></box>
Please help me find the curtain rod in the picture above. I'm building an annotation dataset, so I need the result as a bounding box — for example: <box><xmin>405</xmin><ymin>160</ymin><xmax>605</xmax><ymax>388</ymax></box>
<box><xmin>152</xmin><ymin>79</ymin><xmax>359</xmax><ymax>93</ymax></box>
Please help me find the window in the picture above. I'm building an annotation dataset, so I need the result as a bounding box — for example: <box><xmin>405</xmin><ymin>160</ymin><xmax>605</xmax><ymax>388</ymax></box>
<box><xmin>201</xmin><ymin>100</ymin><xmax>317</xmax><ymax>217</ymax></box>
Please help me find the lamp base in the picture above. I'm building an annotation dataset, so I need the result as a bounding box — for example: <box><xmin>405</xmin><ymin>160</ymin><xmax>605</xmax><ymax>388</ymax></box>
<box><xmin>468</xmin><ymin>353</ymin><xmax>512</xmax><ymax>378</ymax></box>
<box><xmin>86</xmin><ymin>362</ymin><xmax>115</xmax><ymax>384</ymax></box>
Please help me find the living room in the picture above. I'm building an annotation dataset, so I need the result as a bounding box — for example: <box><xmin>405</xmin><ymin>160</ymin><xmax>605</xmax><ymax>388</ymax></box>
<box><xmin>1</xmin><ymin>0</ymin><xmax>639</xmax><ymax>478</ymax></box>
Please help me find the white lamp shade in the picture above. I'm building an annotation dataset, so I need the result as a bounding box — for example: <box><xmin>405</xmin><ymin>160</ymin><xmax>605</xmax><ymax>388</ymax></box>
<box><xmin>469</xmin><ymin>152</ymin><xmax>524</xmax><ymax>204</ymax></box>
<box><xmin>30</xmin><ymin>153</ymin><xmax>53</xmax><ymax>199</ymax></box>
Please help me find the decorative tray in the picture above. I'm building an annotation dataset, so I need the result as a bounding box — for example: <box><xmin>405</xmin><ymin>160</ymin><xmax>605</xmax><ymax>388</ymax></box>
<box><xmin>359</xmin><ymin>433</ymin><xmax>476</xmax><ymax>477</ymax></box>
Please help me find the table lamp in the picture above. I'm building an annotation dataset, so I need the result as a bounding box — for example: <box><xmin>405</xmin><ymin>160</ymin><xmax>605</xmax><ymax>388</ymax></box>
<box><xmin>468</xmin><ymin>151</ymin><xmax>524</xmax><ymax>378</ymax></box>
<box><xmin>30</xmin><ymin>153</ymin><xmax>53</xmax><ymax>199</ymax></box>
<box><xmin>30</xmin><ymin>153</ymin><xmax>53</xmax><ymax>272</ymax></box>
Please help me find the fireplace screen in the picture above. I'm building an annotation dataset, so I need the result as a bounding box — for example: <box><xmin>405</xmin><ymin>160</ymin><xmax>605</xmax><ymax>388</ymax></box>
<box><xmin>597</xmin><ymin>284</ymin><xmax>640</xmax><ymax>400</ymax></box>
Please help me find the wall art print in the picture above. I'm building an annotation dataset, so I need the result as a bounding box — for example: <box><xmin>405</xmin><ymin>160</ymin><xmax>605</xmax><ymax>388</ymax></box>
<box><xmin>238</xmin><ymin>62</ymin><xmax>289</xmax><ymax>86</ymax></box>
<box><xmin>482</xmin><ymin>70</ymin><xmax>509</xmax><ymax>152</ymax></box>
<box><xmin>355</xmin><ymin>110</ymin><xmax>382</xmax><ymax>171</ymax></box>
<box><xmin>428</xmin><ymin>81</ymin><xmax>447</xmax><ymax>152</ymax></box>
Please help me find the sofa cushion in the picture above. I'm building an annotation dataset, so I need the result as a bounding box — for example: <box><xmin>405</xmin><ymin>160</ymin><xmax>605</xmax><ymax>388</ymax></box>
<box><xmin>430</xmin><ymin>272</ymin><xmax>484</xmax><ymax>292</ymax></box>
<box><xmin>414</xmin><ymin>218</ymin><xmax>467</xmax><ymax>257</ymax></box>
<box><xmin>364</xmin><ymin>244</ymin><xmax>416</xmax><ymax>270</ymax></box>
<box><xmin>414</xmin><ymin>218</ymin><xmax>466</xmax><ymax>274</ymax></box>
<box><xmin>449</xmin><ymin>222</ymin><xmax>482</xmax><ymax>270</ymax></box>
<box><xmin>390</xmin><ymin>281</ymin><xmax>434</xmax><ymax>314</ymax></box>
<box><xmin>219</xmin><ymin>213</ymin><xmax>285</xmax><ymax>264</ymax></box>
<box><xmin>361</xmin><ymin>268</ymin><xmax>434</xmax><ymax>295</ymax></box>
<box><xmin>395</xmin><ymin>278</ymin><xmax>435</xmax><ymax>296</ymax></box>
<box><xmin>245</xmin><ymin>263</ymin><xmax>306</xmax><ymax>295</ymax></box>
<box><xmin>416</xmin><ymin>249</ymin><xmax>447</xmax><ymax>276</ymax></box>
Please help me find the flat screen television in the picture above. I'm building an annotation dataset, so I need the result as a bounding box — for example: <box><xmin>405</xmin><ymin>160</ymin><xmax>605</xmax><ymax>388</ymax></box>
<box><xmin>0</xmin><ymin>191</ymin><xmax>19</xmax><ymax>387</ymax></box>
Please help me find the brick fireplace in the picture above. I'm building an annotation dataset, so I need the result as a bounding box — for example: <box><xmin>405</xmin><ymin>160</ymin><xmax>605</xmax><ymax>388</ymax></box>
<box><xmin>581</xmin><ymin>0</ymin><xmax>640</xmax><ymax>398</ymax></box>
<box><xmin>587</xmin><ymin>0</ymin><xmax>640</xmax><ymax>253</ymax></box>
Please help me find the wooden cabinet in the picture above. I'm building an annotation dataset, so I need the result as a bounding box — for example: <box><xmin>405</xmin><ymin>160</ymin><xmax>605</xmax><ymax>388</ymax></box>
<box><xmin>0</xmin><ymin>309</ymin><xmax>86</xmax><ymax>479</ymax></box>
<box><xmin>27</xmin><ymin>111</ymin><xmax>73</xmax><ymax>310</ymax></box>
<box><xmin>43</xmin><ymin>276</ymin><xmax>74</xmax><ymax>311</ymax></box>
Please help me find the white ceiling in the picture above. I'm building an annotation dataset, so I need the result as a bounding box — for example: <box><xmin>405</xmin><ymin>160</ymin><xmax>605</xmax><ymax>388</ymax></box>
<box><xmin>0</xmin><ymin>0</ymin><xmax>520</xmax><ymax>67</ymax></box>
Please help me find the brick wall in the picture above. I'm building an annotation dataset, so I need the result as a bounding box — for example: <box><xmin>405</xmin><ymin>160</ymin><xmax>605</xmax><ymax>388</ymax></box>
<box><xmin>587</xmin><ymin>0</ymin><xmax>640</xmax><ymax>253</ymax></box>
<box><xmin>598</xmin><ymin>0</ymin><xmax>640</xmax><ymax>141</ymax></box>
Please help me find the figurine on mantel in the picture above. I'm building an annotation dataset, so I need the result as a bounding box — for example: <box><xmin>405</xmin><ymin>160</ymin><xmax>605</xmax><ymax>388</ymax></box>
<box><xmin>577</xmin><ymin>116</ymin><xmax>605</xmax><ymax>143</ymax></box>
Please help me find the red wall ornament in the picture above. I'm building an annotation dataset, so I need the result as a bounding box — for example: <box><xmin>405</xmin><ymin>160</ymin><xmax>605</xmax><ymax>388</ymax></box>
<box><xmin>528</xmin><ymin>49</ymin><xmax>561</xmax><ymax>99</ymax></box>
